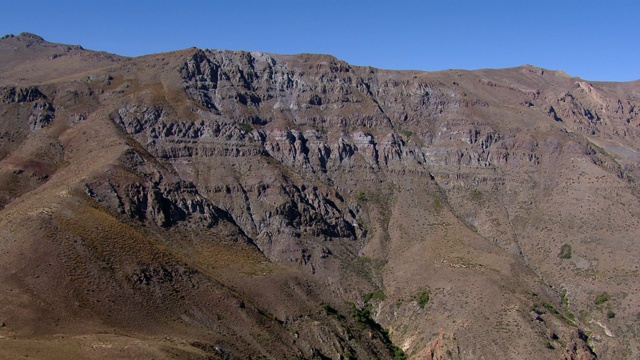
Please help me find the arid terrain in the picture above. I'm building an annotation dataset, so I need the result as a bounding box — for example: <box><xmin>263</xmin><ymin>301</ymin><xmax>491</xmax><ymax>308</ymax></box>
<box><xmin>1</xmin><ymin>32</ymin><xmax>639</xmax><ymax>359</ymax></box>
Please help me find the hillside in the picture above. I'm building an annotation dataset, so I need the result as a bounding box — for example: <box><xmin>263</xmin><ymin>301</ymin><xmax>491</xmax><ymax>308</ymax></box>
<box><xmin>1</xmin><ymin>32</ymin><xmax>639</xmax><ymax>359</ymax></box>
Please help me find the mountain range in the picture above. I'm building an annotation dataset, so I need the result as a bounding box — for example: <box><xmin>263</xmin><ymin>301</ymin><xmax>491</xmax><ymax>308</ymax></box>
<box><xmin>1</xmin><ymin>32</ymin><xmax>639</xmax><ymax>359</ymax></box>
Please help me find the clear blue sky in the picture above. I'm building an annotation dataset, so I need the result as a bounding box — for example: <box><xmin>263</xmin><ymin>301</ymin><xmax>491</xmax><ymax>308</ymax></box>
<box><xmin>1</xmin><ymin>1</ymin><xmax>638</xmax><ymax>81</ymax></box>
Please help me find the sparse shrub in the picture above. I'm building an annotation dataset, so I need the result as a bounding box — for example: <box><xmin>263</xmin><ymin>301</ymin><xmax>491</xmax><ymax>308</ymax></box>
<box><xmin>565</xmin><ymin>311</ymin><xmax>575</xmax><ymax>321</ymax></box>
<box><xmin>349</xmin><ymin>302</ymin><xmax>372</xmax><ymax>328</ymax></box>
<box><xmin>559</xmin><ymin>244</ymin><xmax>572</xmax><ymax>259</ymax></box>
<box><xmin>433</xmin><ymin>198</ymin><xmax>442</xmax><ymax>213</ymax></box>
<box><xmin>541</xmin><ymin>302</ymin><xmax>559</xmax><ymax>315</ymax></box>
<box><xmin>321</xmin><ymin>303</ymin><xmax>338</xmax><ymax>316</ymax></box>
<box><xmin>607</xmin><ymin>310</ymin><xmax>616</xmax><ymax>319</ymax></box>
<box><xmin>357</xmin><ymin>192</ymin><xmax>368</xmax><ymax>202</ymax></box>
<box><xmin>595</xmin><ymin>292</ymin><xmax>610</xmax><ymax>305</ymax></box>
<box><xmin>416</xmin><ymin>290</ymin><xmax>430</xmax><ymax>309</ymax></box>
<box><xmin>364</xmin><ymin>290</ymin><xmax>386</xmax><ymax>303</ymax></box>
<box><xmin>238</xmin><ymin>122</ymin><xmax>253</xmax><ymax>133</ymax></box>
<box><xmin>471</xmin><ymin>188</ymin><xmax>483</xmax><ymax>202</ymax></box>
<box><xmin>349</xmin><ymin>299</ymin><xmax>405</xmax><ymax>360</ymax></box>
<box><xmin>561</xmin><ymin>291</ymin><xmax>575</xmax><ymax>321</ymax></box>
<box><xmin>394</xmin><ymin>346</ymin><xmax>407</xmax><ymax>360</ymax></box>
<box><xmin>545</xmin><ymin>341</ymin><xmax>555</xmax><ymax>350</ymax></box>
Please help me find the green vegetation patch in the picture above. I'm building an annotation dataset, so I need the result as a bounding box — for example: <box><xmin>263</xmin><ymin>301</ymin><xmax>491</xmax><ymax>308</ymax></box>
<box><xmin>561</xmin><ymin>291</ymin><xmax>575</xmax><ymax>321</ymax></box>
<box><xmin>349</xmin><ymin>302</ymin><xmax>373</xmax><ymax>328</ymax></box>
<box><xmin>238</xmin><ymin>122</ymin><xmax>253</xmax><ymax>133</ymax></box>
<box><xmin>415</xmin><ymin>290</ymin><xmax>430</xmax><ymax>309</ymax></box>
<box><xmin>537</xmin><ymin>299</ymin><xmax>576</xmax><ymax>326</ymax></box>
<box><xmin>433</xmin><ymin>197</ymin><xmax>442</xmax><ymax>213</ymax></box>
<box><xmin>321</xmin><ymin>303</ymin><xmax>339</xmax><ymax>316</ymax></box>
<box><xmin>471</xmin><ymin>188</ymin><xmax>483</xmax><ymax>202</ymax></box>
<box><xmin>394</xmin><ymin>346</ymin><xmax>408</xmax><ymax>360</ymax></box>
<box><xmin>347</xmin><ymin>292</ymin><xmax>406</xmax><ymax>360</ymax></box>
<box><xmin>558</xmin><ymin>244</ymin><xmax>572</xmax><ymax>259</ymax></box>
<box><xmin>595</xmin><ymin>292</ymin><xmax>610</xmax><ymax>305</ymax></box>
<box><xmin>541</xmin><ymin>301</ymin><xmax>559</xmax><ymax>315</ymax></box>
<box><xmin>364</xmin><ymin>289</ymin><xmax>386</xmax><ymax>303</ymax></box>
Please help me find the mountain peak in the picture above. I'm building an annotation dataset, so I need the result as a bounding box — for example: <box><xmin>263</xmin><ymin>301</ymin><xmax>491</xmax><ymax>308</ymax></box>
<box><xmin>0</xmin><ymin>32</ymin><xmax>46</xmax><ymax>44</ymax></box>
<box><xmin>16</xmin><ymin>32</ymin><xmax>45</xmax><ymax>41</ymax></box>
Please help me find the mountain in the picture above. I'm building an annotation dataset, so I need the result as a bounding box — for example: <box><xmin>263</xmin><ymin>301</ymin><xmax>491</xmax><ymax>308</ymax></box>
<box><xmin>1</xmin><ymin>32</ymin><xmax>639</xmax><ymax>359</ymax></box>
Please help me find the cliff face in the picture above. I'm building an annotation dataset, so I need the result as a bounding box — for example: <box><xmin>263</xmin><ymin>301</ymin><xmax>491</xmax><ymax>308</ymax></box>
<box><xmin>1</xmin><ymin>33</ymin><xmax>639</xmax><ymax>359</ymax></box>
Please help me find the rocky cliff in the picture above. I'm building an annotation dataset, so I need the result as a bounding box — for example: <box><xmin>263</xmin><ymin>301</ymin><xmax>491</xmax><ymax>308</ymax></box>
<box><xmin>0</xmin><ymin>33</ymin><xmax>639</xmax><ymax>359</ymax></box>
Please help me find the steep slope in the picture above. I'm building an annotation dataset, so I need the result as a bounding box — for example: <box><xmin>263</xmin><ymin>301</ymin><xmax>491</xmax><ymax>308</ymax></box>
<box><xmin>1</xmin><ymin>33</ymin><xmax>639</xmax><ymax>359</ymax></box>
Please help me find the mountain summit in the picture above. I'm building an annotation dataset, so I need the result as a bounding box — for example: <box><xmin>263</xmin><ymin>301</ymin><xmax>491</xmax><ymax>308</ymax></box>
<box><xmin>1</xmin><ymin>34</ymin><xmax>639</xmax><ymax>359</ymax></box>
